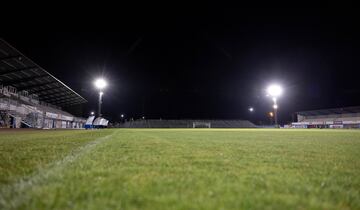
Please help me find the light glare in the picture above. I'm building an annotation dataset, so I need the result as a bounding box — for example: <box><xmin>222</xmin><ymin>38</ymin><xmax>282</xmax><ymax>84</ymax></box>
<box><xmin>94</xmin><ymin>78</ymin><xmax>107</xmax><ymax>89</ymax></box>
<box><xmin>267</xmin><ymin>84</ymin><xmax>283</xmax><ymax>97</ymax></box>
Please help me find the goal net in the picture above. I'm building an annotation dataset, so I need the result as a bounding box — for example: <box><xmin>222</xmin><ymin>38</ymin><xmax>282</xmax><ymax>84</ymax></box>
<box><xmin>192</xmin><ymin>121</ymin><xmax>211</xmax><ymax>128</ymax></box>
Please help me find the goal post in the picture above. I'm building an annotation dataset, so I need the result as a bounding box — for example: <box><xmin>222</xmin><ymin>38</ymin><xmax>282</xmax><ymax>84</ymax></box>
<box><xmin>192</xmin><ymin>121</ymin><xmax>211</xmax><ymax>128</ymax></box>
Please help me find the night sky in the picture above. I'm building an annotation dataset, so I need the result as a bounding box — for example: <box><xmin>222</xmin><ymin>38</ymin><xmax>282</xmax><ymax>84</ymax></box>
<box><xmin>1</xmin><ymin>6</ymin><xmax>360</xmax><ymax>124</ymax></box>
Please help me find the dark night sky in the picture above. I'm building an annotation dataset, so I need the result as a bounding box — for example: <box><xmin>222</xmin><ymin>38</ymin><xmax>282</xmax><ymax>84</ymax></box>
<box><xmin>1</xmin><ymin>6</ymin><xmax>360</xmax><ymax>123</ymax></box>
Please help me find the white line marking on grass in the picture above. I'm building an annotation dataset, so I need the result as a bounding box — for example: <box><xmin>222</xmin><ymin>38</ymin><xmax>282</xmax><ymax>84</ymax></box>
<box><xmin>0</xmin><ymin>130</ymin><xmax>118</xmax><ymax>210</ymax></box>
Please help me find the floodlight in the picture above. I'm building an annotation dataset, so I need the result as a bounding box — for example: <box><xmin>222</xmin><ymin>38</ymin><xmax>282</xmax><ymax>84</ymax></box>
<box><xmin>94</xmin><ymin>78</ymin><xmax>108</xmax><ymax>117</ymax></box>
<box><xmin>121</xmin><ymin>114</ymin><xmax>124</xmax><ymax>118</ymax></box>
<box><xmin>249</xmin><ymin>107</ymin><xmax>254</xmax><ymax>112</ymax></box>
<box><xmin>266</xmin><ymin>84</ymin><xmax>283</xmax><ymax>97</ymax></box>
<box><xmin>94</xmin><ymin>78</ymin><xmax>107</xmax><ymax>90</ymax></box>
<box><xmin>265</xmin><ymin>84</ymin><xmax>283</xmax><ymax>127</ymax></box>
<box><xmin>90</xmin><ymin>111</ymin><xmax>95</xmax><ymax>115</ymax></box>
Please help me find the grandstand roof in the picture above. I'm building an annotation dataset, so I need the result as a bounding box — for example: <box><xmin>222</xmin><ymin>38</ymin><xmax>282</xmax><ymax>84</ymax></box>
<box><xmin>0</xmin><ymin>39</ymin><xmax>87</xmax><ymax>107</ymax></box>
<box><xmin>297</xmin><ymin>106</ymin><xmax>360</xmax><ymax>116</ymax></box>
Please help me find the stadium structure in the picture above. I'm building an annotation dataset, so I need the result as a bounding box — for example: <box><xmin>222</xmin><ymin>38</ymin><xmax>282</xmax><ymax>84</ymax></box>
<box><xmin>0</xmin><ymin>39</ymin><xmax>88</xmax><ymax>128</ymax></box>
<box><xmin>292</xmin><ymin>106</ymin><xmax>360</xmax><ymax>128</ymax></box>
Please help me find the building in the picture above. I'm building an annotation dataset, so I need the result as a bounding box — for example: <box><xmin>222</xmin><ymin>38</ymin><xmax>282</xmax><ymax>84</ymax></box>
<box><xmin>292</xmin><ymin>106</ymin><xmax>360</xmax><ymax>128</ymax></box>
<box><xmin>0</xmin><ymin>39</ymin><xmax>87</xmax><ymax>128</ymax></box>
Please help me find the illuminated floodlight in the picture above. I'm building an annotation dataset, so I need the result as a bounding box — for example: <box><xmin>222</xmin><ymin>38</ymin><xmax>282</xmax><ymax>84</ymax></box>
<box><xmin>121</xmin><ymin>114</ymin><xmax>124</xmax><ymax>118</ymax></box>
<box><xmin>94</xmin><ymin>78</ymin><xmax>107</xmax><ymax>117</ymax></box>
<box><xmin>94</xmin><ymin>78</ymin><xmax>107</xmax><ymax>90</ymax></box>
<box><xmin>249</xmin><ymin>107</ymin><xmax>254</xmax><ymax>112</ymax></box>
<box><xmin>90</xmin><ymin>111</ymin><xmax>95</xmax><ymax>115</ymax></box>
<box><xmin>266</xmin><ymin>84</ymin><xmax>283</xmax><ymax>97</ymax></box>
<box><xmin>265</xmin><ymin>84</ymin><xmax>283</xmax><ymax>127</ymax></box>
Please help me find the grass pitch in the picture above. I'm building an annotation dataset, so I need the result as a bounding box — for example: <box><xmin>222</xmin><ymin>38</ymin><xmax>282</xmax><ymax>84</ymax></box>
<box><xmin>0</xmin><ymin>129</ymin><xmax>360</xmax><ymax>210</ymax></box>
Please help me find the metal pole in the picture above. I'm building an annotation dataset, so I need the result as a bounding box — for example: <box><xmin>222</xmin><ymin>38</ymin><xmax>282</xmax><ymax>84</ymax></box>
<box><xmin>274</xmin><ymin>107</ymin><xmax>278</xmax><ymax>127</ymax></box>
<box><xmin>272</xmin><ymin>97</ymin><xmax>278</xmax><ymax>128</ymax></box>
<box><xmin>98</xmin><ymin>91</ymin><xmax>103</xmax><ymax>117</ymax></box>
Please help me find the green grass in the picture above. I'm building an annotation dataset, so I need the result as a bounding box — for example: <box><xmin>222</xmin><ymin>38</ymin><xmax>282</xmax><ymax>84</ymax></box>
<box><xmin>0</xmin><ymin>129</ymin><xmax>360</xmax><ymax>210</ymax></box>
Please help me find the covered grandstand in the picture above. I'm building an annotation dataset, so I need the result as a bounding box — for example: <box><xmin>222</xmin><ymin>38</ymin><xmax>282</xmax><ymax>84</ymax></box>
<box><xmin>0</xmin><ymin>39</ymin><xmax>87</xmax><ymax>128</ymax></box>
<box><xmin>292</xmin><ymin>106</ymin><xmax>360</xmax><ymax>128</ymax></box>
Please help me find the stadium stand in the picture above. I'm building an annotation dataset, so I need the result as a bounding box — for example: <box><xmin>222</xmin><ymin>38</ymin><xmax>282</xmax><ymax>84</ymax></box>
<box><xmin>120</xmin><ymin>119</ymin><xmax>256</xmax><ymax>128</ymax></box>
<box><xmin>292</xmin><ymin>106</ymin><xmax>360</xmax><ymax>128</ymax></box>
<box><xmin>0</xmin><ymin>39</ymin><xmax>87</xmax><ymax>128</ymax></box>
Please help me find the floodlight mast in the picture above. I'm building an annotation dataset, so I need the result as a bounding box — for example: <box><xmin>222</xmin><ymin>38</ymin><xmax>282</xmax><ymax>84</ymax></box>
<box><xmin>98</xmin><ymin>91</ymin><xmax>103</xmax><ymax>117</ymax></box>
<box><xmin>273</xmin><ymin>104</ymin><xmax>278</xmax><ymax>127</ymax></box>
<box><xmin>266</xmin><ymin>84</ymin><xmax>282</xmax><ymax>127</ymax></box>
<box><xmin>94</xmin><ymin>78</ymin><xmax>107</xmax><ymax>117</ymax></box>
